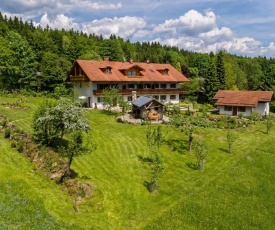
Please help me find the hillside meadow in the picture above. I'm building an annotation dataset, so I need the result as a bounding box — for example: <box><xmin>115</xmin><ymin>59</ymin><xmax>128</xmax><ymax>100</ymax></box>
<box><xmin>0</xmin><ymin>95</ymin><xmax>274</xmax><ymax>229</ymax></box>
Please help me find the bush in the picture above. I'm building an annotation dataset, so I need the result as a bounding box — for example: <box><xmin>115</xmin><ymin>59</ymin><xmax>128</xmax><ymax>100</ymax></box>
<box><xmin>229</xmin><ymin>116</ymin><xmax>237</xmax><ymax>123</ymax></box>
<box><xmin>116</xmin><ymin>117</ymin><xmax>124</xmax><ymax>123</ymax></box>
<box><xmin>4</xmin><ymin>127</ymin><xmax>11</xmax><ymax>138</ymax></box>
<box><xmin>17</xmin><ymin>140</ymin><xmax>24</xmax><ymax>153</ymax></box>
<box><xmin>238</xmin><ymin>113</ymin><xmax>244</xmax><ymax>119</ymax></box>
<box><xmin>249</xmin><ymin>112</ymin><xmax>261</xmax><ymax>123</ymax></box>
<box><xmin>141</xmin><ymin>120</ymin><xmax>148</xmax><ymax>126</ymax></box>
<box><xmin>0</xmin><ymin>118</ymin><xmax>7</xmax><ymax>127</ymax></box>
<box><xmin>217</xmin><ymin>121</ymin><xmax>227</xmax><ymax>129</ymax></box>
<box><xmin>10</xmin><ymin>140</ymin><xmax>17</xmax><ymax>148</ymax></box>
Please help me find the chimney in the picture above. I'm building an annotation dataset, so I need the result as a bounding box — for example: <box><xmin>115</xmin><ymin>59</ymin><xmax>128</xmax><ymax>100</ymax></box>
<box><xmin>104</xmin><ymin>56</ymin><xmax>109</xmax><ymax>61</ymax></box>
<box><xmin>129</xmin><ymin>58</ymin><xmax>133</xmax><ymax>64</ymax></box>
<box><xmin>132</xmin><ymin>91</ymin><xmax>137</xmax><ymax>103</ymax></box>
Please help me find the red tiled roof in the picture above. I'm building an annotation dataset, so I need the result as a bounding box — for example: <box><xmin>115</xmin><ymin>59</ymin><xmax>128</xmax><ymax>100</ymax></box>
<box><xmin>70</xmin><ymin>60</ymin><xmax>189</xmax><ymax>82</ymax></box>
<box><xmin>213</xmin><ymin>90</ymin><xmax>274</xmax><ymax>107</ymax></box>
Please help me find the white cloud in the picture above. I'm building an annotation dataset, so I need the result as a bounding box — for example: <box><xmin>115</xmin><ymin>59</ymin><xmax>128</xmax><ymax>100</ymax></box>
<box><xmin>153</xmin><ymin>10</ymin><xmax>216</xmax><ymax>37</ymax></box>
<box><xmin>199</xmin><ymin>27</ymin><xmax>234</xmax><ymax>44</ymax></box>
<box><xmin>40</xmin><ymin>13</ymin><xmax>80</xmax><ymax>30</ymax></box>
<box><xmin>0</xmin><ymin>0</ymin><xmax>122</xmax><ymax>20</ymax></box>
<box><xmin>82</xmin><ymin>16</ymin><xmax>146</xmax><ymax>38</ymax></box>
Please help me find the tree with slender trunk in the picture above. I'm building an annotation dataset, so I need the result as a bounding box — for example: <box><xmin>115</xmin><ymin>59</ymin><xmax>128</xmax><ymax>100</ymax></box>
<box><xmin>146</xmin><ymin>125</ymin><xmax>164</xmax><ymax>193</ymax></box>
<box><xmin>58</xmin><ymin>130</ymin><xmax>94</xmax><ymax>183</ymax></box>
<box><xmin>103</xmin><ymin>88</ymin><xmax>120</xmax><ymax>112</ymax></box>
<box><xmin>226</xmin><ymin>130</ymin><xmax>237</xmax><ymax>154</ymax></box>
<box><xmin>195</xmin><ymin>140</ymin><xmax>209</xmax><ymax>171</ymax></box>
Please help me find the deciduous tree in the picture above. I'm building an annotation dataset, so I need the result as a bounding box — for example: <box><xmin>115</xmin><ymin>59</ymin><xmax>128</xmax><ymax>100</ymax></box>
<box><xmin>102</xmin><ymin>88</ymin><xmax>120</xmax><ymax>112</ymax></box>
<box><xmin>146</xmin><ymin>125</ymin><xmax>164</xmax><ymax>193</ymax></box>
<box><xmin>32</xmin><ymin>98</ymin><xmax>90</xmax><ymax>146</ymax></box>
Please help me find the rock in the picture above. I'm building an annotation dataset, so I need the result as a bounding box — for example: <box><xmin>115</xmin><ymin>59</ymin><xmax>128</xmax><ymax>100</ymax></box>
<box><xmin>82</xmin><ymin>183</ymin><xmax>94</xmax><ymax>197</ymax></box>
<box><xmin>50</xmin><ymin>173</ymin><xmax>62</xmax><ymax>180</ymax></box>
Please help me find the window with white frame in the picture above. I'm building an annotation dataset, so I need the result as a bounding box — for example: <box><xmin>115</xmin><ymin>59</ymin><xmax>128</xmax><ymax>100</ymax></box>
<box><xmin>238</xmin><ymin>107</ymin><xmax>246</xmax><ymax>112</ymax></box>
<box><xmin>105</xmin><ymin>68</ymin><xmax>111</xmax><ymax>74</ymax></box>
<box><xmin>127</xmin><ymin>96</ymin><xmax>132</xmax><ymax>101</ymax></box>
<box><xmin>224</xmin><ymin>106</ymin><xmax>232</xmax><ymax>111</ymax></box>
<box><xmin>163</xmin><ymin>69</ymin><xmax>168</xmax><ymax>75</ymax></box>
<box><xmin>97</xmin><ymin>97</ymin><xmax>103</xmax><ymax>103</ymax></box>
<box><xmin>170</xmin><ymin>83</ymin><xmax>176</xmax><ymax>88</ymax></box>
<box><xmin>160</xmin><ymin>83</ymin><xmax>166</xmax><ymax>89</ymax></box>
<box><xmin>127</xmin><ymin>84</ymin><xmax>135</xmax><ymax>89</ymax></box>
<box><xmin>128</xmin><ymin>70</ymin><xmax>136</xmax><ymax>76</ymax></box>
<box><xmin>170</xmin><ymin>95</ymin><xmax>176</xmax><ymax>100</ymax></box>
<box><xmin>160</xmin><ymin>95</ymin><xmax>166</xmax><ymax>100</ymax></box>
<box><xmin>144</xmin><ymin>84</ymin><xmax>151</xmax><ymax>89</ymax></box>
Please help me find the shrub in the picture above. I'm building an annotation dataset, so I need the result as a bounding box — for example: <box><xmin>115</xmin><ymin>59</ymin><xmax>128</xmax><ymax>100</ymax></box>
<box><xmin>217</xmin><ymin>121</ymin><xmax>226</xmax><ymax>129</ymax></box>
<box><xmin>17</xmin><ymin>140</ymin><xmax>24</xmax><ymax>153</ymax></box>
<box><xmin>0</xmin><ymin>118</ymin><xmax>7</xmax><ymax>127</ymax></box>
<box><xmin>141</xmin><ymin>120</ymin><xmax>148</xmax><ymax>126</ymax></box>
<box><xmin>10</xmin><ymin>140</ymin><xmax>17</xmax><ymax>148</ymax></box>
<box><xmin>229</xmin><ymin>116</ymin><xmax>237</xmax><ymax>123</ymax></box>
<box><xmin>116</xmin><ymin>117</ymin><xmax>124</xmax><ymax>123</ymax></box>
<box><xmin>249</xmin><ymin>112</ymin><xmax>261</xmax><ymax>123</ymax></box>
<box><xmin>4</xmin><ymin>127</ymin><xmax>11</xmax><ymax>138</ymax></box>
<box><xmin>238</xmin><ymin>113</ymin><xmax>244</xmax><ymax>119</ymax></box>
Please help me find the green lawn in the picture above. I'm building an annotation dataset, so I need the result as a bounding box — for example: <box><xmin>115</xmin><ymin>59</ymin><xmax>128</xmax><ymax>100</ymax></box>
<box><xmin>0</xmin><ymin>95</ymin><xmax>274</xmax><ymax>229</ymax></box>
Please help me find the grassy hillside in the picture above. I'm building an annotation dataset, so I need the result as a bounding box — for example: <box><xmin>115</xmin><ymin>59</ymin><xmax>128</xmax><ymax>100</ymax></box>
<box><xmin>0</xmin><ymin>95</ymin><xmax>274</xmax><ymax>229</ymax></box>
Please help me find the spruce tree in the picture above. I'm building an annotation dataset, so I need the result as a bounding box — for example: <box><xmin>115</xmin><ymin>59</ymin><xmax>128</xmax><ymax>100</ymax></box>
<box><xmin>204</xmin><ymin>52</ymin><xmax>220</xmax><ymax>104</ymax></box>
<box><xmin>216</xmin><ymin>50</ymin><xmax>226</xmax><ymax>89</ymax></box>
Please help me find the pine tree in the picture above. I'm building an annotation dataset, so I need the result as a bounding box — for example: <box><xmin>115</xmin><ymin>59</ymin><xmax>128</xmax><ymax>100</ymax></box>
<box><xmin>216</xmin><ymin>50</ymin><xmax>226</xmax><ymax>89</ymax></box>
<box><xmin>204</xmin><ymin>52</ymin><xmax>220</xmax><ymax>104</ymax></box>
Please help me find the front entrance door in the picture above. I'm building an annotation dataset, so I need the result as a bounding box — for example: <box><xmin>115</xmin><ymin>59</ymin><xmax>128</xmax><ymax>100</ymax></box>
<box><xmin>233</xmin><ymin>107</ymin><xmax>237</xmax><ymax>116</ymax></box>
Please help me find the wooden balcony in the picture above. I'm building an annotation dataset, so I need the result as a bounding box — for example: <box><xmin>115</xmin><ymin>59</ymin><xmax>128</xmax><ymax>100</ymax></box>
<box><xmin>93</xmin><ymin>88</ymin><xmax>186</xmax><ymax>96</ymax></box>
<box><xmin>69</xmin><ymin>75</ymin><xmax>89</xmax><ymax>82</ymax></box>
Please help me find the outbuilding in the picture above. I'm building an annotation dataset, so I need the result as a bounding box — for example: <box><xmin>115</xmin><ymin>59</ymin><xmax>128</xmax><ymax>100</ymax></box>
<box><xmin>213</xmin><ymin>90</ymin><xmax>274</xmax><ymax>116</ymax></box>
<box><xmin>132</xmin><ymin>96</ymin><xmax>165</xmax><ymax>121</ymax></box>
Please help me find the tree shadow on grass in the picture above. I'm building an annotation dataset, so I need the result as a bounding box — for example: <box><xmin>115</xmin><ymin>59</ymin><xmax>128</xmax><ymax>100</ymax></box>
<box><xmin>186</xmin><ymin>162</ymin><xmax>197</xmax><ymax>170</ymax></box>
<box><xmin>163</xmin><ymin>139</ymin><xmax>187</xmax><ymax>154</ymax></box>
<box><xmin>138</xmin><ymin>155</ymin><xmax>153</xmax><ymax>164</ymax></box>
<box><xmin>219</xmin><ymin>147</ymin><xmax>229</xmax><ymax>154</ymax></box>
<box><xmin>143</xmin><ymin>181</ymin><xmax>150</xmax><ymax>192</ymax></box>
<box><xmin>101</xmin><ymin>109</ymin><xmax>119</xmax><ymax>116</ymax></box>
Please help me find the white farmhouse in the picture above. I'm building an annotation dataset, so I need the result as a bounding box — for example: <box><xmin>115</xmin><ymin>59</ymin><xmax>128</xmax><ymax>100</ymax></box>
<box><xmin>67</xmin><ymin>59</ymin><xmax>189</xmax><ymax>108</ymax></box>
<box><xmin>213</xmin><ymin>90</ymin><xmax>274</xmax><ymax>116</ymax></box>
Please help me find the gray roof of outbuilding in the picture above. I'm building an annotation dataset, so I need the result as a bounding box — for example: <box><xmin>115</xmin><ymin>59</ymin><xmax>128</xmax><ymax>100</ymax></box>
<box><xmin>133</xmin><ymin>96</ymin><xmax>164</xmax><ymax>108</ymax></box>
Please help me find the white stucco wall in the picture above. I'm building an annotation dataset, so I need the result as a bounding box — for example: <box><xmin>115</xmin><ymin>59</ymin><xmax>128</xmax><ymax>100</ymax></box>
<box><xmin>74</xmin><ymin>82</ymin><xmax>182</xmax><ymax>108</ymax></box>
<box><xmin>218</xmin><ymin>103</ymin><xmax>270</xmax><ymax>116</ymax></box>
<box><xmin>253</xmin><ymin>102</ymin><xmax>269</xmax><ymax>115</ymax></box>
<box><xmin>217</xmin><ymin>106</ymin><xmax>234</xmax><ymax>116</ymax></box>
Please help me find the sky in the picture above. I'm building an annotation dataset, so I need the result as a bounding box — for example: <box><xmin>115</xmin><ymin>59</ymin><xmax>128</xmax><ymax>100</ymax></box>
<box><xmin>1</xmin><ymin>0</ymin><xmax>275</xmax><ymax>57</ymax></box>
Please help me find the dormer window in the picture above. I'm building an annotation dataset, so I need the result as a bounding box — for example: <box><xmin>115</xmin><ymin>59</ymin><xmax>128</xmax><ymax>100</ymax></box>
<box><xmin>157</xmin><ymin>67</ymin><xmax>169</xmax><ymax>75</ymax></box>
<box><xmin>128</xmin><ymin>70</ymin><xmax>136</xmax><ymax>76</ymax></box>
<box><xmin>105</xmin><ymin>67</ymin><xmax>111</xmax><ymax>74</ymax></box>
<box><xmin>163</xmin><ymin>69</ymin><xmax>168</xmax><ymax>75</ymax></box>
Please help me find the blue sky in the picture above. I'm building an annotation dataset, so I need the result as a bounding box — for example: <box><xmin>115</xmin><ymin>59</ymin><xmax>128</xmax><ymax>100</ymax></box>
<box><xmin>1</xmin><ymin>0</ymin><xmax>275</xmax><ymax>57</ymax></box>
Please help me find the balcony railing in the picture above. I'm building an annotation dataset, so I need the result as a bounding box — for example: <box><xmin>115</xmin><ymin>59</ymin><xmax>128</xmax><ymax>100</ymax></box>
<box><xmin>69</xmin><ymin>75</ymin><xmax>89</xmax><ymax>82</ymax></box>
<box><xmin>93</xmin><ymin>88</ymin><xmax>186</xmax><ymax>96</ymax></box>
